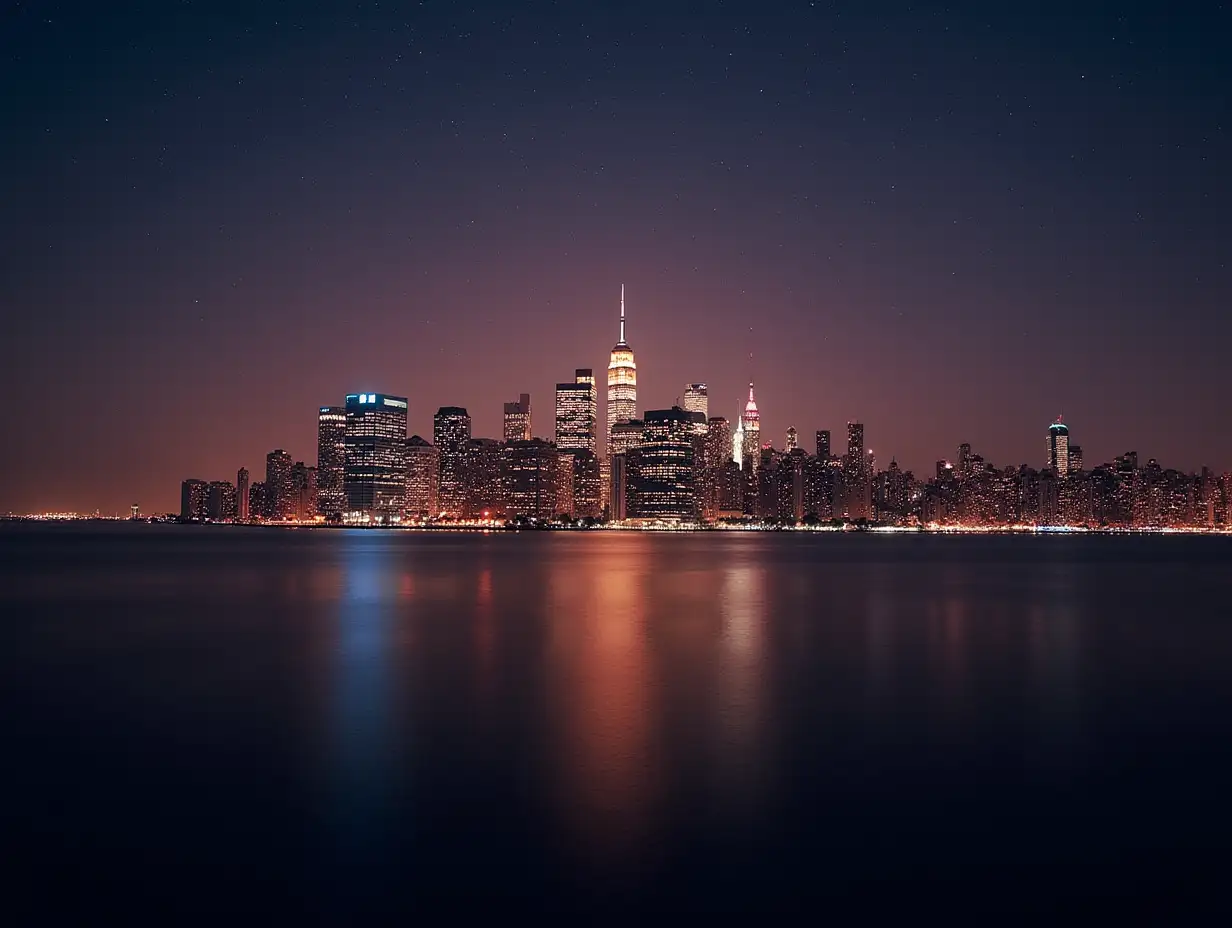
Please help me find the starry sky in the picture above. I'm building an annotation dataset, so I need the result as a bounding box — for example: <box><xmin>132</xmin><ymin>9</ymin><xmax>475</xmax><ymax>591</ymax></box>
<box><xmin>2</xmin><ymin>1</ymin><xmax>1229</xmax><ymax>513</ymax></box>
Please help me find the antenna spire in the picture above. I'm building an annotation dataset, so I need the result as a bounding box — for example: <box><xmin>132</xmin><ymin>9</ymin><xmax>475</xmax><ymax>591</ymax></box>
<box><xmin>619</xmin><ymin>284</ymin><xmax>626</xmax><ymax>344</ymax></box>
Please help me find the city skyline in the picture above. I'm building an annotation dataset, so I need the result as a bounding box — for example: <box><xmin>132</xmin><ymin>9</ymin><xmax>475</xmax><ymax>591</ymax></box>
<box><xmin>3</xmin><ymin>5</ymin><xmax>1229</xmax><ymax>514</ymax></box>
<box><xmin>4</xmin><ymin>281</ymin><xmax>1229</xmax><ymax>516</ymax></box>
<box><xmin>164</xmin><ymin>390</ymin><xmax>1228</xmax><ymax>529</ymax></box>
<box><xmin>8</xmin><ymin>301</ymin><xmax>1232</xmax><ymax>516</ymax></box>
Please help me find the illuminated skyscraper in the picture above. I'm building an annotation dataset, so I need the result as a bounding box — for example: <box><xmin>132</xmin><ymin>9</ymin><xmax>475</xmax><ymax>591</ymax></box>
<box><xmin>343</xmin><ymin>393</ymin><xmax>408</xmax><ymax>517</ymax></box>
<box><xmin>434</xmin><ymin>406</ymin><xmax>472</xmax><ymax>519</ymax></box>
<box><xmin>608</xmin><ymin>418</ymin><xmax>644</xmax><ymax>520</ymax></box>
<box><xmin>265</xmin><ymin>449</ymin><xmax>293</xmax><ymax>520</ymax></box>
<box><xmin>1068</xmin><ymin>444</ymin><xmax>1083</xmax><ymax>475</ymax></box>
<box><xmin>207</xmin><ymin>480</ymin><xmax>238</xmax><ymax>521</ymax></box>
<box><xmin>464</xmin><ymin>438</ymin><xmax>506</xmax><ymax>519</ymax></box>
<box><xmin>247</xmin><ymin>482</ymin><xmax>268</xmax><ymax>521</ymax></box>
<box><xmin>705</xmin><ymin>417</ymin><xmax>732</xmax><ymax>468</ymax></box>
<box><xmin>180</xmin><ymin>479</ymin><xmax>209</xmax><ymax>521</ymax></box>
<box><xmin>505</xmin><ymin>439</ymin><xmax>560</xmax><ymax>520</ymax></box>
<box><xmin>289</xmin><ymin>462</ymin><xmax>317</xmax><ymax>521</ymax></box>
<box><xmin>316</xmin><ymin>406</ymin><xmax>346</xmax><ymax>517</ymax></box>
<box><xmin>785</xmin><ymin>426</ymin><xmax>798</xmax><ymax>452</ymax></box>
<box><xmin>404</xmin><ymin>435</ymin><xmax>438</xmax><ymax>519</ymax></box>
<box><xmin>555</xmin><ymin>369</ymin><xmax>597</xmax><ymax>454</ymax></box>
<box><xmin>503</xmin><ymin>394</ymin><xmax>532</xmax><ymax>442</ymax></box>
<box><xmin>847</xmin><ymin>423</ymin><xmax>865</xmax><ymax>469</ymax></box>
<box><xmin>844</xmin><ymin>423</ymin><xmax>870</xmax><ymax>520</ymax></box>
<box><xmin>733</xmin><ymin>411</ymin><xmax>745</xmax><ymax>470</ymax></box>
<box><xmin>571</xmin><ymin>450</ymin><xmax>603</xmax><ymax>520</ymax></box>
<box><xmin>740</xmin><ymin>382</ymin><xmax>761</xmax><ymax>472</ymax></box>
<box><xmin>606</xmin><ymin>285</ymin><xmax>637</xmax><ymax>454</ymax></box>
<box><xmin>816</xmin><ymin>430</ymin><xmax>831</xmax><ymax>460</ymax></box>
<box><xmin>700</xmin><ymin>416</ymin><xmax>732</xmax><ymax>520</ymax></box>
<box><xmin>236</xmin><ymin>467</ymin><xmax>250</xmax><ymax>521</ymax></box>
<box><xmin>1048</xmin><ymin>418</ymin><xmax>1070</xmax><ymax>476</ymax></box>
<box><xmin>683</xmin><ymin>383</ymin><xmax>708</xmax><ymax>421</ymax></box>
<box><xmin>628</xmin><ymin>407</ymin><xmax>695</xmax><ymax>522</ymax></box>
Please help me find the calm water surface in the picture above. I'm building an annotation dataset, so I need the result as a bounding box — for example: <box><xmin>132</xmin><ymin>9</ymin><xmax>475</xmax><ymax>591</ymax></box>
<box><xmin>3</xmin><ymin>524</ymin><xmax>1231</xmax><ymax>917</ymax></box>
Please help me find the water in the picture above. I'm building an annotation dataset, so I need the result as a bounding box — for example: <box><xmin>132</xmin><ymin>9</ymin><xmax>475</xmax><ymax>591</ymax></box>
<box><xmin>3</xmin><ymin>524</ymin><xmax>1231</xmax><ymax>917</ymax></box>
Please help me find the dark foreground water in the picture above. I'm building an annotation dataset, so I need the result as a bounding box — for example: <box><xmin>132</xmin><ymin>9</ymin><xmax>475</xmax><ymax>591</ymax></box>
<box><xmin>3</xmin><ymin>524</ymin><xmax>1232</xmax><ymax>918</ymax></box>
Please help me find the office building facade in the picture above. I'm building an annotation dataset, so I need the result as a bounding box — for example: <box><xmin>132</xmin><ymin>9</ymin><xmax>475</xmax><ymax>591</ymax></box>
<box><xmin>266</xmin><ymin>449</ymin><xmax>293</xmax><ymax>520</ymax></box>
<box><xmin>555</xmin><ymin>369</ymin><xmax>597</xmax><ymax>454</ymax></box>
<box><xmin>503</xmin><ymin>394</ymin><xmax>532</xmax><ymax>442</ymax></box>
<box><xmin>433</xmin><ymin>406</ymin><xmax>472</xmax><ymax>519</ymax></box>
<box><xmin>464</xmin><ymin>437</ymin><xmax>507</xmax><ymax>519</ymax></box>
<box><xmin>505</xmin><ymin>439</ymin><xmax>560</xmax><ymax>520</ymax></box>
<box><xmin>316</xmin><ymin>406</ymin><xmax>347</xmax><ymax>517</ymax></box>
<box><xmin>683</xmin><ymin>383</ymin><xmax>708</xmax><ymax>424</ymax></box>
<box><xmin>180</xmin><ymin>479</ymin><xmax>209</xmax><ymax>521</ymax></box>
<box><xmin>237</xmin><ymin>467</ymin><xmax>250</xmax><ymax>521</ymax></box>
<box><xmin>816</xmin><ymin>430</ymin><xmax>831</xmax><ymax>461</ymax></box>
<box><xmin>343</xmin><ymin>393</ymin><xmax>408</xmax><ymax>517</ymax></box>
<box><xmin>628</xmin><ymin>407</ymin><xmax>695</xmax><ymax>522</ymax></box>
<box><xmin>404</xmin><ymin>435</ymin><xmax>439</xmax><ymax>520</ymax></box>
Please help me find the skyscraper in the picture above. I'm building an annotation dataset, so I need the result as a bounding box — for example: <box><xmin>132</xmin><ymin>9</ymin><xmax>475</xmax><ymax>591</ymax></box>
<box><xmin>740</xmin><ymin>382</ymin><xmax>761</xmax><ymax>471</ymax></box>
<box><xmin>247</xmin><ymin>482</ymin><xmax>268</xmax><ymax>521</ymax></box>
<box><xmin>316</xmin><ymin>406</ymin><xmax>346</xmax><ymax>517</ymax></box>
<box><xmin>683</xmin><ymin>383</ymin><xmax>708</xmax><ymax>421</ymax></box>
<box><xmin>404</xmin><ymin>435</ymin><xmax>438</xmax><ymax>519</ymax></box>
<box><xmin>785</xmin><ymin>426</ymin><xmax>798</xmax><ymax>452</ymax></box>
<box><xmin>503</xmin><ymin>394</ymin><xmax>532</xmax><ymax>442</ymax></box>
<box><xmin>571</xmin><ymin>450</ymin><xmax>603</xmax><ymax>520</ymax></box>
<box><xmin>289</xmin><ymin>462</ymin><xmax>317</xmax><ymax>521</ymax></box>
<box><xmin>434</xmin><ymin>406</ymin><xmax>472</xmax><ymax>519</ymax></box>
<box><xmin>1068</xmin><ymin>444</ymin><xmax>1084</xmax><ymax>475</ymax></box>
<box><xmin>608</xmin><ymin>418</ymin><xmax>645</xmax><ymax>521</ymax></box>
<box><xmin>733</xmin><ymin>411</ymin><xmax>745</xmax><ymax>470</ymax></box>
<box><xmin>343</xmin><ymin>393</ymin><xmax>408</xmax><ymax>518</ymax></box>
<box><xmin>207</xmin><ymin>480</ymin><xmax>237</xmax><ymax>521</ymax></box>
<box><xmin>700</xmin><ymin>416</ymin><xmax>732</xmax><ymax>520</ymax></box>
<box><xmin>844</xmin><ymin>422</ymin><xmax>870</xmax><ymax>520</ymax></box>
<box><xmin>705</xmin><ymin>417</ymin><xmax>732</xmax><ymax>468</ymax></box>
<box><xmin>236</xmin><ymin>467</ymin><xmax>250</xmax><ymax>521</ymax></box>
<box><xmin>1048</xmin><ymin>417</ymin><xmax>1070</xmax><ymax>476</ymax></box>
<box><xmin>265</xmin><ymin>449</ymin><xmax>293</xmax><ymax>520</ymax></box>
<box><xmin>606</xmin><ymin>285</ymin><xmax>637</xmax><ymax>454</ymax></box>
<box><xmin>555</xmin><ymin>369</ymin><xmax>597</xmax><ymax>454</ymax></box>
<box><xmin>505</xmin><ymin>439</ymin><xmax>560</xmax><ymax>520</ymax></box>
<box><xmin>180</xmin><ymin>479</ymin><xmax>209</xmax><ymax>521</ymax></box>
<box><xmin>464</xmin><ymin>438</ymin><xmax>506</xmax><ymax>519</ymax></box>
<box><xmin>628</xmin><ymin>407</ymin><xmax>695</xmax><ymax>522</ymax></box>
<box><xmin>816</xmin><ymin>430</ymin><xmax>831</xmax><ymax>461</ymax></box>
<box><xmin>847</xmin><ymin>423</ymin><xmax>865</xmax><ymax>469</ymax></box>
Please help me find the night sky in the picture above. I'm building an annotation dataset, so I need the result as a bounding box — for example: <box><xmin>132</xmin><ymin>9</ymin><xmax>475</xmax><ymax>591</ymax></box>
<box><xmin>3</xmin><ymin>1</ymin><xmax>1229</xmax><ymax>513</ymax></box>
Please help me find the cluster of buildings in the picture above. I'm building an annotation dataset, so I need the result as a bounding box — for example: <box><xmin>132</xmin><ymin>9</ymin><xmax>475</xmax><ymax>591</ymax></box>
<box><xmin>179</xmin><ymin>291</ymin><xmax>1232</xmax><ymax>530</ymax></box>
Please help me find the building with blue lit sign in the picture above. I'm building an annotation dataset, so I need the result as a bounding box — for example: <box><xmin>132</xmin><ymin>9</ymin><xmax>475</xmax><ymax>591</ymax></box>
<box><xmin>344</xmin><ymin>393</ymin><xmax>409</xmax><ymax>517</ymax></box>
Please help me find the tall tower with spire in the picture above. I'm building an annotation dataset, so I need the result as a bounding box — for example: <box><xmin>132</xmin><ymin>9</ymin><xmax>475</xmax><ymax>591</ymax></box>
<box><xmin>606</xmin><ymin>285</ymin><xmax>638</xmax><ymax>455</ymax></box>
<box><xmin>733</xmin><ymin>408</ymin><xmax>745</xmax><ymax>469</ymax></box>
<box><xmin>740</xmin><ymin>381</ymin><xmax>761</xmax><ymax>472</ymax></box>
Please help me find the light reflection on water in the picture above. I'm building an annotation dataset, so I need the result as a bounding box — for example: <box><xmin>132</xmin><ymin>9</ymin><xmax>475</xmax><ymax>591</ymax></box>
<box><xmin>715</xmin><ymin>556</ymin><xmax>768</xmax><ymax>806</ymax></box>
<box><xmin>332</xmin><ymin>532</ymin><xmax>401</xmax><ymax>856</ymax></box>
<box><xmin>9</xmin><ymin>525</ymin><xmax>1231</xmax><ymax>914</ymax></box>
<box><xmin>546</xmin><ymin>539</ymin><xmax>657</xmax><ymax>864</ymax></box>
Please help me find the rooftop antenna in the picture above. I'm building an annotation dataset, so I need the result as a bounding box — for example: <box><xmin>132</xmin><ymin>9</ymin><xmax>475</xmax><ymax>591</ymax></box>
<box><xmin>619</xmin><ymin>284</ymin><xmax>626</xmax><ymax>344</ymax></box>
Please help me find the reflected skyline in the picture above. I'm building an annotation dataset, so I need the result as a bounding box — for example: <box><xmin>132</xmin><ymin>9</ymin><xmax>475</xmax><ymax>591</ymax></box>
<box><xmin>9</xmin><ymin>524</ymin><xmax>1231</xmax><ymax>915</ymax></box>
